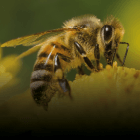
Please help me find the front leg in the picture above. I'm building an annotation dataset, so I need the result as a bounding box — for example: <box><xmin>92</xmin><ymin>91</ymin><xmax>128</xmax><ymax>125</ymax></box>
<box><xmin>116</xmin><ymin>53</ymin><xmax>124</xmax><ymax>66</ymax></box>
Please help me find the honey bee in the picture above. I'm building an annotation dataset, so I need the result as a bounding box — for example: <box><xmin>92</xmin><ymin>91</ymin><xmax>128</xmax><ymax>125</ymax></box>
<box><xmin>1</xmin><ymin>15</ymin><xmax>129</xmax><ymax>109</ymax></box>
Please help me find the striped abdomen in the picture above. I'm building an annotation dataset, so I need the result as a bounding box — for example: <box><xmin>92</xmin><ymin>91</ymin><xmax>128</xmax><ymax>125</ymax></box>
<box><xmin>30</xmin><ymin>42</ymin><xmax>71</xmax><ymax>108</ymax></box>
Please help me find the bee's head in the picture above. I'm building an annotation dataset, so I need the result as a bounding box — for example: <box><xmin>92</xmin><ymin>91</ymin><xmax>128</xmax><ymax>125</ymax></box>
<box><xmin>101</xmin><ymin>16</ymin><xmax>125</xmax><ymax>48</ymax></box>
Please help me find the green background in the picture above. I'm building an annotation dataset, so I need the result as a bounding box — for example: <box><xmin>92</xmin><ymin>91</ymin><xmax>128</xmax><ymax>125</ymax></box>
<box><xmin>0</xmin><ymin>0</ymin><xmax>140</xmax><ymax>100</ymax></box>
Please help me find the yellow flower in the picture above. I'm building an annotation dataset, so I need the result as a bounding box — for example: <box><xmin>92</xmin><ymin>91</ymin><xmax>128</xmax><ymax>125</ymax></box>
<box><xmin>45</xmin><ymin>62</ymin><xmax>140</xmax><ymax>121</ymax></box>
<box><xmin>0</xmin><ymin>61</ymin><xmax>140</xmax><ymax>135</ymax></box>
<box><xmin>0</xmin><ymin>64</ymin><xmax>12</xmax><ymax>88</ymax></box>
<box><xmin>0</xmin><ymin>47</ymin><xmax>21</xmax><ymax>92</ymax></box>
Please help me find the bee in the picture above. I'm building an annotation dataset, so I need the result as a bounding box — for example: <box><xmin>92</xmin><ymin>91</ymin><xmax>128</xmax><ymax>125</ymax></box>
<box><xmin>1</xmin><ymin>15</ymin><xmax>129</xmax><ymax>109</ymax></box>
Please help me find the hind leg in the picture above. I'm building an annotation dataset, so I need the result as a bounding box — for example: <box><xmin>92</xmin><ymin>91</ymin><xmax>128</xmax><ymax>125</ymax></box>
<box><xmin>54</xmin><ymin>53</ymin><xmax>72</xmax><ymax>99</ymax></box>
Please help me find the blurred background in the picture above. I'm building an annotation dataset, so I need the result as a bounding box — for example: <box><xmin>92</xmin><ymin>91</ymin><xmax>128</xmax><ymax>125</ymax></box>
<box><xmin>0</xmin><ymin>0</ymin><xmax>140</xmax><ymax>102</ymax></box>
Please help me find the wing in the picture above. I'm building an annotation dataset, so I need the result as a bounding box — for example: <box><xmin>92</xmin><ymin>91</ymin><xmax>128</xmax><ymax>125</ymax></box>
<box><xmin>1</xmin><ymin>28</ymin><xmax>78</xmax><ymax>48</ymax></box>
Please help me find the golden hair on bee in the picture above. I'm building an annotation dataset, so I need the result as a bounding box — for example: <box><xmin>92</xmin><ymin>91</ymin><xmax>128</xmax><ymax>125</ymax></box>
<box><xmin>1</xmin><ymin>15</ymin><xmax>129</xmax><ymax>110</ymax></box>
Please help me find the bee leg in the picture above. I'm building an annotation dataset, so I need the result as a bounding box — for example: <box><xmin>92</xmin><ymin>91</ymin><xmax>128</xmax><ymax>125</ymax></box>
<box><xmin>54</xmin><ymin>53</ymin><xmax>72</xmax><ymax>99</ymax></box>
<box><xmin>111</xmin><ymin>47</ymin><xmax>117</xmax><ymax>66</ymax></box>
<box><xmin>116</xmin><ymin>53</ymin><xmax>124</xmax><ymax>66</ymax></box>
<box><xmin>120</xmin><ymin>42</ymin><xmax>129</xmax><ymax>66</ymax></box>
<box><xmin>94</xmin><ymin>44</ymin><xmax>100</xmax><ymax>71</ymax></box>
<box><xmin>74</xmin><ymin>41</ymin><xmax>95</xmax><ymax>70</ymax></box>
<box><xmin>77</xmin><ymin>65</ymin><xmax>85</xmax><ymax>75</ymax></box>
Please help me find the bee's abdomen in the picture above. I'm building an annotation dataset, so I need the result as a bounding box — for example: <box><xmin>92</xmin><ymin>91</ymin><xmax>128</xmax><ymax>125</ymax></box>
<box><xmin>30</xmin><ymin>69</ymin><xmax>53</xmax><ymax>102</ymax></box>
<box><xmin>30</xmin><ymin>69</ymin><xmax>52</xmax><ymax>83</ymax></box>
<box><xmin>30</xmin><ymin>51</ymin><xmax>55</xmax><ymax>105</ymax></box>
<box><xmin>30</xmin><ymin>42</ymin><xmax>71</xmax><ymax>108</ymax></box>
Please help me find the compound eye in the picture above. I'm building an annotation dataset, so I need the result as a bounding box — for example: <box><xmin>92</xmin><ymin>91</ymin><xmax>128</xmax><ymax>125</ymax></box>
<box><xmin>103</xmin><ymin>25</ymin><xmax>112</xmax><ymax>41</ymax></box>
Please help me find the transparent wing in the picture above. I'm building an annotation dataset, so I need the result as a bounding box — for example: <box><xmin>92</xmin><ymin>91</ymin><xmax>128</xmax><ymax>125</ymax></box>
<box><xmin>1</xmin><ymin>28</ymin><xmax>78</xmax><ymax>48</ymax></box>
